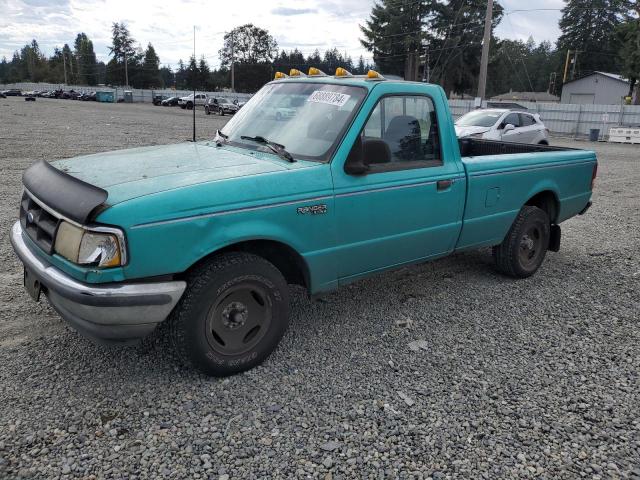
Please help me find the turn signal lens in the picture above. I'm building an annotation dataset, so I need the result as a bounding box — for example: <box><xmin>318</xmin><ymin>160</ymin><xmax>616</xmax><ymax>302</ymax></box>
<box><xmin>274</xmin><ymin>71</ymin><xmax>288</xmax><ymax>80</ymax></box>
<box><xmin>308</xmin><ymin>67</ymin><xmax>326</xmax><ymax>76</ymax></box>
<box><xmin>289</xmin><ymin>68</ymin><xmax>306</xmax><ymax>77</ymax></box>
<box><xmin>335</xmin><ymin>67</ymin><xmax>352</xmax><ymax>77</ymax></box>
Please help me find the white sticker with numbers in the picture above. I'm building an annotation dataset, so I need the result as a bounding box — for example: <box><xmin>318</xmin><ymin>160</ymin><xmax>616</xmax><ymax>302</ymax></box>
<box><xmin>307</xmin><ymin>90</ymin><xmax>351</xmax><ymax>107</ymax></box>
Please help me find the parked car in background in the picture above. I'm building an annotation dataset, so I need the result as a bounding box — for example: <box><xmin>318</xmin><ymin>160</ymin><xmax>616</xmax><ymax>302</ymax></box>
<box><xmin>0</xmin><ymin>91</ymin><xmax>5</xmax><ymax>98</ymax></box>
<box><xmin>161</xmin><ymin>96</ymin><xmax>180</xmax><ymax>106</ymax></box>
<box><xmin>455</xmin><ymin>108</ymin><xmax>550</xmax><ymax>145</ymax></box>
<box><xmin>153</xmin><ymin>94</ymin><xmax>169</xmax><ymax>106</ymax></box>
<box><xmin>205</xmin><ymin>97</ymin><xmax>239</xmax><ymax>116</ymax></box>
<box><xmin>2</xmin><ymin>89</ymin><xmax>22</xmax><ymax>96</ymax></box>
<box><xmin>178</xmin><ymin>93</ymin><xmax>208</xmax><ymax>109</ymax></box>
<box><xmin>80</xmin><ymin>92</ymin><xmax>97</xmax><ymax>101</ymax></box>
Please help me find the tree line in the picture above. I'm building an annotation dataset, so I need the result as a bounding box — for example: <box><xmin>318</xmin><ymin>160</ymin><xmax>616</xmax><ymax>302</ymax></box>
<box><xmin>2</xmin><ymin>1</ymin><xmax>639</xmax><ymax>100</ymax></box>
<box><xmin>0</xmin><ymin>23</ymin><xmax>373</xmax><ymax>93</ymax></box>
<box><xmin>361</xmin><ymin>0</ymin><xmax>639</xmax><ymax>101</ymax></box>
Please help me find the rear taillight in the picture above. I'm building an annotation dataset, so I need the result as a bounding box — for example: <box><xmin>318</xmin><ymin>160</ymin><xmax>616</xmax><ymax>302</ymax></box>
<box><xmin>591</xmin><ymin>163</ymin><xmax>598</xmax><ymax>190</ymax></box>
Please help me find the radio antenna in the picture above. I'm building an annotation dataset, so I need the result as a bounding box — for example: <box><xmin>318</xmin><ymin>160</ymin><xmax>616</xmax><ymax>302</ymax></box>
<box><xmin>192</xmin><ymin>25</ymin><xmax>196</xmax><ymax>142</ymax></box>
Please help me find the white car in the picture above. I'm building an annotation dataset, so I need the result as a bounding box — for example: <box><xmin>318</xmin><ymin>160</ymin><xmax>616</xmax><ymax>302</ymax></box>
<box><xmin>178</xmin><ymin>93</ymin><xmax>208</xmax><ymax>109</ymax></box>
<box><xmin>455</xmin><ymin>109</ymin><xmax>550</xmax><ymax>145</ymax></box>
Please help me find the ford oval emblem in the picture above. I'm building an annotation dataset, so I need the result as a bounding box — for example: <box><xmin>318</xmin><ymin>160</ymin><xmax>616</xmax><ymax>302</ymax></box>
<box><xmin>27</xmin><ymin>212</ymin><xmax>34</xmax><ymax>223</ymax></box>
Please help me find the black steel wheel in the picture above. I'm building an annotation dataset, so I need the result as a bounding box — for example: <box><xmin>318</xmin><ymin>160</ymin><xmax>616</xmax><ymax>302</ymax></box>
<box><xmin>493</xmin><ymin>206</ymin><xmax>550</xmax><ymax>278</ymax></box>
<box><xmin>205</xmin><ymin>283</ymin><xmax>272</xmax><ymax>356</ymax></box>
<box><xmin>169</xmin><ymin>252</ymin><xmax>290</xmax><ymax>376</ymax></box>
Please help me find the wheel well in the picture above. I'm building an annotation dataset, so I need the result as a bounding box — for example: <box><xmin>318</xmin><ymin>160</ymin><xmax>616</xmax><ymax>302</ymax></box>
<box><xmin>186</xmin><ymin>240</ymin><xmax>309</xmax><ymax>289</ymax></box>
<box><xmin>525</xmin><ymin>191</ymin><xmax>558</xmax><ymax>223</ymax></box>
<box><xmin>538</xmin><ymin>139</ymin><xmax>549</xmax><ymax>145</ymax></box>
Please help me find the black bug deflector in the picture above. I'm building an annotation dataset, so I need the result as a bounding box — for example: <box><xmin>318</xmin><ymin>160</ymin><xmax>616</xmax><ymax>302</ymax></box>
<box><xmin>22</xmin><ymin>160</ymin><xmax>108</xmax><ymax>224</ymax></box>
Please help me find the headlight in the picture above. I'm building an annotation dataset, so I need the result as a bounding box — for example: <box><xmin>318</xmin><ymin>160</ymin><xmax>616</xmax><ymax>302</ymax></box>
<box><xmin>469</xmin><ymin>133</ymin><xmax>484</xmax><ymax>138</ymax></box>
<box><xmin>54</xmin><ymin>222</ymin><xmax>126</xmax><ymax>268</ymax></box>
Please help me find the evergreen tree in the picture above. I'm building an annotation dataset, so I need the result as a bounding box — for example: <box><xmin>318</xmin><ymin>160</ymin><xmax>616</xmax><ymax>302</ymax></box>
<box><xmin>616</xmin><ymin>4</ymin><xmax>640</xmax><ymax>102</ymax></box>
<box><xmin>107</xmin><ymin>22</ymin><xmax>136</xmax><ymax>86</ymax></box>
<box><xmin>557</xmin><ymin>0</ymin><xmax>630</xmax><ymax>77</ymax></box>
<box><xmin>428</xmin><ymin>0</ymin><xmax>503</xmax><ymax>96</ymax></box>
<box><xmin>360</xmin><ymin>0</ymin><xmax>436</xmax><ymax>79</ymax></box>
<box><xmin>74</xmin><ymin>33</ymin><xmax>98</xmax><ymax>85</ymax></box>
<box><xmin>142</xmin><ymin>43</ymin><xmax>161</xmax><ymax>88</ymax></box>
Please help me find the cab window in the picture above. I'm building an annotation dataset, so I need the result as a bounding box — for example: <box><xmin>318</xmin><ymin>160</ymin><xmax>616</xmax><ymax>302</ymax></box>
<box><xmin>360</xmin><ymin>95</ymin><xmax>442</xmax><ymax>169</ymax></box>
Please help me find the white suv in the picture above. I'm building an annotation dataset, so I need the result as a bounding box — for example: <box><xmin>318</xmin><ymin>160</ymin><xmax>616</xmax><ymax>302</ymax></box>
<box><xmin>455</xmin><ymin>109</ymin><xmax>550</xmax><ymax>145</ymax></box>
<box><xmin>178</xmin><ymin>93</ymin><xmax>208</xmax><ymax>110</ymax></box>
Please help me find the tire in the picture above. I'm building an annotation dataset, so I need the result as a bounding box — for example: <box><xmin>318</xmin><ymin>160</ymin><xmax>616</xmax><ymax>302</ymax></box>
<box><xmin>186</xmin><ymin>102</ymin><xmax>193</xmax><ymax>110</ymax></box>
<box><xmin>169</xmin><ymin>252</ymin><xmax>290</xmax><ymax>376</ymax></box>
<box><xmin>205</xmin><ymin>105</ymin><xmax>210</xmax><ymax>115</ymax></box>
<box><xmin>492</xmin><ymin>206</ymin><xmax>550</xmax><ymax>278</ymax></box>
<box><xmin>180</xmin><ymin>104</ymin><xmax>186</xmax><ymax>109</ymax></box>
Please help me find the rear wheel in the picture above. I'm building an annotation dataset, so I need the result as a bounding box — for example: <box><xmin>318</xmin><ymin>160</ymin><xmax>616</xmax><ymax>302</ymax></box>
<box><xmin>493</xmin><ymin>206</ymin><xmax>550</xmax><ymax>278</ymax></box>
<box><xmin>169</xmin><ymin>252</ymin><xmax>290</xmax><ymax>376</ymax></box>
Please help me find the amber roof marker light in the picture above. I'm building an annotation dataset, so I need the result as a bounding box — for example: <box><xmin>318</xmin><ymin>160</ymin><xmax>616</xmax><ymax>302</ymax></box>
<box><xmin>335</xmin><ymin>67</ymin><xmax>353</xmax><ymax>77</ymax></box>
<box><xmin>308</xmin><ymin>67</ymin><xmax>327</xmax><ymax>76</ymax></box>
<box><xmin>274</xmin><ymin>71</ymin><xmax>288</xmax><ymax>80</ymax></box>
<box><xmin>289</xmin><ymin>69</ymin><xmax>306</xmax><ymax>77</ymax></box>
<box><xmin>366</xmin><ymin>70</ymin><xmax>386</xmax><ymax>80</ymax></box>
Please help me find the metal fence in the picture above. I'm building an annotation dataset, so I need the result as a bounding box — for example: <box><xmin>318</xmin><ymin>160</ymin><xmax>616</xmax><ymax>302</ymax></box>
<box><xmin>4</xmin><ymin>82</ymin><xmax>640</xmax><ymax>139</ymax></box>
<box><xmin>449</xmin><ymin>99</ymin><xmax>640</xmax><ymax>140</ymax></box>
<box><xmin>0</xmin><ymin>82</ymin><xmax>253</xmax><ymax>103</ymax></box>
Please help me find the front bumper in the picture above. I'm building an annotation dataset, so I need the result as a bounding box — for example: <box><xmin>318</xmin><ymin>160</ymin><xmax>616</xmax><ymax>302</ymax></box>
<box><xmin>10</xmin><ymin>221</ymin><xmax>186</xmax><ymax>343</ymax></box>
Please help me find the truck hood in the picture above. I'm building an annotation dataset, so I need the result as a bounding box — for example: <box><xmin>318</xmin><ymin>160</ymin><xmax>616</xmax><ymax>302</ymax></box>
<box><xmin>454</xmin><ymin>125</ymin><xmax>490</xmax><ymax>138</ymax></box>
<box><xmin>53</xmin><ymin>142</ymin><xmax>306</xmax><ymax>205</ymax></box>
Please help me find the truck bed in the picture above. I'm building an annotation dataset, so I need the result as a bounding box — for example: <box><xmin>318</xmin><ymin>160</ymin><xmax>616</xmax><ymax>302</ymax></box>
<box><xmin>458</xmin><ymin>138</ymin><xmax>573</xmax><ymax>157</ymax></box>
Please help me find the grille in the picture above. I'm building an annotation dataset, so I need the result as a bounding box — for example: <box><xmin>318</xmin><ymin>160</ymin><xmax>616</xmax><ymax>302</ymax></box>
<box><xmin>20</xmin><ymin>191</ymin><xmax>61</xmax><ymax>254</ymax></box>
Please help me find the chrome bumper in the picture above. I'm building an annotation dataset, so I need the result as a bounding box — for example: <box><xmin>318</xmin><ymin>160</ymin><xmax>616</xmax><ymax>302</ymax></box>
<box><xmin>10</xmin><ymin>221</ymin><xmax>186</xmax><ymax>342</ymax></box>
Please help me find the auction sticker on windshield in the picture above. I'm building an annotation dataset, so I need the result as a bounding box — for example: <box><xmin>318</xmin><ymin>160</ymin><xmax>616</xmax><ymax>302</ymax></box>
<box><xmin>307</xmin><ymin>90</ymin><xmax>350</xmax><ymax>107</ymax></box>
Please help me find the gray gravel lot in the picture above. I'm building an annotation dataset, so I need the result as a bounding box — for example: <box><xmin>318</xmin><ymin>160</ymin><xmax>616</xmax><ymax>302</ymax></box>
<box><xmin>1</xmin><ymin>97</ymin><xmax>639</xmax><ymax>479</ymax></box>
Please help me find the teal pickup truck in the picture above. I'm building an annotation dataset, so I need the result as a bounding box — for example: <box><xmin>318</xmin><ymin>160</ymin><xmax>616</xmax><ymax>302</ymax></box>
<box><xmin>11</xmin><ymin>68</ymin><xmax>597</xmax><ymax>376</ymax></box>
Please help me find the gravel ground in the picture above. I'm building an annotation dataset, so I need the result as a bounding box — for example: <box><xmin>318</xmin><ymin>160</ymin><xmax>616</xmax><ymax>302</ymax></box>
<box><xmin>0</xmin><ymin>97</ymin><xmax>639</xmax><ymax>479</ymax></box>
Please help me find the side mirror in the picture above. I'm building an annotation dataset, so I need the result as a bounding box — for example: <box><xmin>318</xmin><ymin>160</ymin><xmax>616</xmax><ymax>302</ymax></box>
<box><xmin>503</xmin><ymin>123</ymin><xmax>515</xmax><ymax>133</ymax></box>
<box><xmin>344</xmin><ymin>137</ymin><xmax>369</xmax><ymax>175</ymax></box>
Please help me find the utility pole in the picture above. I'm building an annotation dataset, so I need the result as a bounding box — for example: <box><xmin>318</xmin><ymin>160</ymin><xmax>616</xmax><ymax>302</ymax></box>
<box><xmin>571</xmin><ymin>50</ymin><xmax>578</xmax><ymax>80</ymax></box>
<box><xmin>562</xmin><ymin>49</ymin><xmax>572</xmax><ymax>84</ymax></box>
<box><xmin>230</xmin><ymin>31</ymin><xmax>235</xmax><ymax>92</ymax></box>
<box><xmin>422</xmin><ymin>43</ymin><xmax>430</xmax><ymax>82</ymax></box>
<box><xmin>124</xmin><ymin>51</ymin><xmax>129</xmax><ymax>87</ymax></box>
<box><xmin>63</xmin><ymin>52</ymin><xmax>68</xmax><ymax>85</ymax></box>
<box><xmin>476</xmin><ymin>0</ymin><xmax>494</xmax><ymax>100</ymax></box>
<box><xmin>193</xmin><ymin>25</ymin><xmax>196</xmax><ymax>143</ymax></box>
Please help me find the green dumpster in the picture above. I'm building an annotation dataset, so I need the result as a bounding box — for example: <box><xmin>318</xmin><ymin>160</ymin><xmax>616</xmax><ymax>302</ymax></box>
<box><xmin>96</xmin><ymin>91</ymin><xmax>114</xmax><ymax>103</ymax></box>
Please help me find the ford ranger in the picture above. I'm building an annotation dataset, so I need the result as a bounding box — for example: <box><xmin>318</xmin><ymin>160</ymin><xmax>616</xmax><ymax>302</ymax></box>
<box><xmin>10</xmin><ymin>68</ymin><xmax>597</xmax><ymax>376</ymax></box>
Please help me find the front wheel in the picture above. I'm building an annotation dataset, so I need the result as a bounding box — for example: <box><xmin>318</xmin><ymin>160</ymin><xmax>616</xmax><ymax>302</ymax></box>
<box><xmin>493</xmin><ymin>206</ymin><xmax>550</xmax><ymax>278</ymax></box>
<box><xmin>169</xmin><ymin>252</ymin><xmax>290</xmax><ymax>376</ymax></box>
<box><xmin>205</xmin><ymin>105</ymin><xmax>210</xmax><ymax>115</ymax></box>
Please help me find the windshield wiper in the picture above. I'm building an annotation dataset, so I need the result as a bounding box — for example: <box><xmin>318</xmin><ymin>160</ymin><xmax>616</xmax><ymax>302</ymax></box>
<box><xmin>240</xmin><ymin>135</ymin><xmax>295</xmax><ymax>162</ymax></box>
<box><xmin>214</xmin><ymin>129</ymin><xmax>228</xmax><ymax>146</ymax></box>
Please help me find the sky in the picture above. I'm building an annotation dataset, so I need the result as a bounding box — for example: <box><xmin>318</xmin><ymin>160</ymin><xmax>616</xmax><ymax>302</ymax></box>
<box><xmin>0</xmin><ymin>0</ymin><xmax>566</xmax><ymax>70</ymax></box>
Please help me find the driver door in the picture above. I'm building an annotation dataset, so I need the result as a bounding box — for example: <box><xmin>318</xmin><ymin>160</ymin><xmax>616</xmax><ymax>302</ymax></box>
<box><xmin>330</xmin><ymin>85</ymin><xmax>466</xmax><ymax>282</ymax></box>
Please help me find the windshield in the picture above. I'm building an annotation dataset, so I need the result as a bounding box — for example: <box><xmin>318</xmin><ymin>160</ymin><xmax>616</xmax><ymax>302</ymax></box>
<box><xmin>220</xmin><ymin>82</ymin><xmax>367</xmax><ymax>162</ymax></box>
<box><xmin>456</xmin><ymin>110</ymin><xmax>504</xmax><ymax>128</ymax></box>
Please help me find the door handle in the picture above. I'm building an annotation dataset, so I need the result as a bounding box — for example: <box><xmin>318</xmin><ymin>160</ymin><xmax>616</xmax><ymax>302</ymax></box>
<box><xmin>437</xmin><ymin>179</ymin><xmax>453</xmax><ymax>191</ymax></box>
